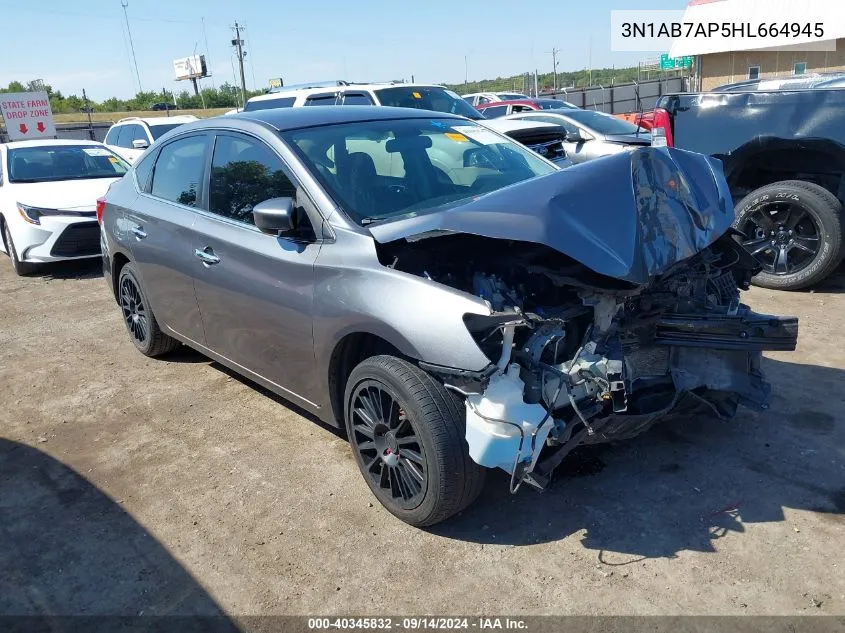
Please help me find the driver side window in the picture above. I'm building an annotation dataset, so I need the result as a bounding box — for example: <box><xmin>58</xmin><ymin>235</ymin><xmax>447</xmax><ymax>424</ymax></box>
<box><xmin>208</xmin><ymin>134</ymin><xmax>299</xmax><ymax>226</ymax></box>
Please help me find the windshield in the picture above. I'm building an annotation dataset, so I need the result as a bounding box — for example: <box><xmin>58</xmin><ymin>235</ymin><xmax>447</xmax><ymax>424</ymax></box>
<box><xmin>8</xmin><ymin>145</ymin><xmax>130</xmax><ymax>183</ymax></box>
<box><xmin>537</xmin><ymin>99</ymin><xmax>575</xmax><ymax>110</ymax></box>
<box><xmin>148</xmin><ymin>123</ymin><xmax>185</xmax><ymax>140</ymax></box>
<box><xmin>564</xmin><ymin>110</ymin><xmax>644</xmax><ymax>135</ymax></box>
<box><xmin>244</xmin><ymin>96</ymin><xmax>296</xmax><ymax>112</ymax></box>
<box><xmin>497</xmin><ymin>93</ymin><xmax>528</xmax><ymax>100</ymax></box>
<box><xmin>375</xmin><ymin>87</ymin><xmax>483</xmax><ymax>120</ymax></box>
<box><xmin>282</xmin><ymin>117</ymin><xmax>557</xmax><ymax>225</ymax></box>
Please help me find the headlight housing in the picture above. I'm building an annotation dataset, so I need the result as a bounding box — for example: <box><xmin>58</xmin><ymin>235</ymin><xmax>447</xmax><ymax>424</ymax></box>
<box><xmin>17</xmin><ymin>203</ymin><xmax>92</xmax><ymax>225</ymax></box>
<box><xmin>17</xmin><ymin>203</ymin><xmax>60</xmax><ymax>225</ymax></box>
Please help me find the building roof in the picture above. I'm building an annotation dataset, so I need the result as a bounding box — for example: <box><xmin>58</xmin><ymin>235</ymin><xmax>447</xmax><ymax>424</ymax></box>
<box><xmin>669</xmin><ymin>0</ymin><xmax>842</xmax><ymax>57</ymax></box>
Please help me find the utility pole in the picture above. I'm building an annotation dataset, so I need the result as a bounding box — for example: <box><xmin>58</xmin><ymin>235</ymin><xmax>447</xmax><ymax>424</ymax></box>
<box><xmin>121</xmin><ymin>0</ymin><xmax>143</xmax><ymax>93</ymax></box>
<box><xmin>548</xmin><ymin>47</ymin><xmax>560</xmax><ymax>93</ymax></box>
<box><xmin>231</xmin><ymin>22</ymin><xmax>247</xmax><ymax>107</ymax></box>
<box><xmin>82</xmin><ymin>89</ymin><xmax>94</xmax><ymax>140</ymax></box>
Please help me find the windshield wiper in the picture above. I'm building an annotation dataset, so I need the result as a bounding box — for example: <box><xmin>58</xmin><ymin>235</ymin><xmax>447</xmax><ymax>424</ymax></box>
<box><xmin>360</xmin><ymin>216</ymin><xmax>385</xmax><ymax>226</ymax></box>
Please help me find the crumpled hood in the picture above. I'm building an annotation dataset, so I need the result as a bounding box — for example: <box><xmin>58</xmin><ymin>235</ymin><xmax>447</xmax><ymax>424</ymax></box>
<box><xmin>368</xmin><ymin>147</ymin><xmax>734</xmax><ymax>285</ymax></box>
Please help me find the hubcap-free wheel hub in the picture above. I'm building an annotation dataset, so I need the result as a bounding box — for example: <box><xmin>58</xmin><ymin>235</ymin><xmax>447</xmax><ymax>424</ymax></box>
<box><xmin>350</xmin><ymin>381</ymin><xmax>427</xmax><ymax>510</ymax></box>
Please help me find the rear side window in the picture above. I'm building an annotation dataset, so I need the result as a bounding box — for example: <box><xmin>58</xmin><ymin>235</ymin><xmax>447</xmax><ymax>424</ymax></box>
<box><xmin>150</xmin><ymin>135</ymin><xmax>209</xmax><ymax>207</ymax></box>
<box><xmin>305</xmin><ymin>93</ymin><xmax>339</xmax><ymax>106</ymax></box>
<box><xmin>244</xmin><ymin>96</ymin><xmax>296</xmax><ymax>112</ymax></box>
<box><xmin>481</xmin><ymin>105</ymin><xmax>507</xmax><ymax>118</ymax></box>
<box><xmin>341</xmin><ymin>92</ymin><xmax>373</xmax><ymax>105</ymax></box>
<box><xmin>208</xmin><ymin>134</ymin><xmax>297</xmax><ymax>225</ymax></box>
<box><xmin>105</xmin><ymin>125</ymin><xmax>122</xmax><ymax>146</ymax></box>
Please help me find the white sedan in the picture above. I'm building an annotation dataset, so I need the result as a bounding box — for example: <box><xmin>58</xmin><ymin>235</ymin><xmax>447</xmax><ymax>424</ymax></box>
<box><xmin>0</xmin><ymin>139</ymin><xmax>129</xmax><ymax>275</ymax></box>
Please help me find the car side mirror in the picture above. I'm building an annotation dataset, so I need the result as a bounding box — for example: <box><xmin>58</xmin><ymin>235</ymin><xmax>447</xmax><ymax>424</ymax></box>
<box><xmin>132</xmin><ymin>139</ymin><xmax>149</xmax><ymax>150</ymax></box>
<box><xmin>565</xmin><ymin>131</ymin><xmax>586</xmax><ymax>143</ymax></box>
<box><xmin>253</xmin><ymin>197</ymin><xmax>296</xmax><ymax>235</ymax></box>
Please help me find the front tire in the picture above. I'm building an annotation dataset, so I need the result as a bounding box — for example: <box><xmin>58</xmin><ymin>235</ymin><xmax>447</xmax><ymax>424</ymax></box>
<box><xmin>2</xmin><ymin>220</ymin><xmax>38</xmax><ymax>276</ymax></box>
<box><xmin>117</xmin><ymin>262</ymin><xmax>180</xmax><ymax>357</ymax></box>
<box><xmin>733</xmin><ymin>181</ymin><xmax>844</xmax><ymax>290</ymax></box>
<box><xmin>344</xmin><ymin>355</ymin><xmax>485</xmax><ymax>527</ymax></box>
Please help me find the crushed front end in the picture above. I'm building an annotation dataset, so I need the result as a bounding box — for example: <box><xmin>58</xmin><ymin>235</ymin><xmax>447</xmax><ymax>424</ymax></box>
<box><xmin>372</xmin><ymin>148</ymin><xmax>799</xmax><ymax>491</ymax></box>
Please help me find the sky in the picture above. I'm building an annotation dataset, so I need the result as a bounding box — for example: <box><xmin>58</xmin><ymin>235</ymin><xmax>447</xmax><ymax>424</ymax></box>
<box><xmin>1</xmin><ymin>0</ymin><xmax>686</xmax><ymax>101</ymax></box>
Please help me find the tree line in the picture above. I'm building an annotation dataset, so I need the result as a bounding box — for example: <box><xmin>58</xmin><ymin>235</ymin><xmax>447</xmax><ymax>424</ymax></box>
<box><xmin>0</xmin><ymin>80</ymin><xmax>265</xmax><ymax>114</ymax></box>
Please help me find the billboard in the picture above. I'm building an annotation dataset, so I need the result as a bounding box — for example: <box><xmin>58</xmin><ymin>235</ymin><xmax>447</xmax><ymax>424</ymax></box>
<box><xmin>0</xmin><ymin>91</ymin><xmax>56</xmax><ymax>141</ymax></box>
<box><xmin>173</xmin><ymin>55</ymin><xmax>208</xmax><ymax>80</ymax></box>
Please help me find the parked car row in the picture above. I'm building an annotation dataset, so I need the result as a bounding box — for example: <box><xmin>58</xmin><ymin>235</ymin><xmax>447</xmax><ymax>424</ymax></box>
<box><xmin>0</xmin><ymin>82</ymin><xmax>804</xmax><ymax>528</ymax></box>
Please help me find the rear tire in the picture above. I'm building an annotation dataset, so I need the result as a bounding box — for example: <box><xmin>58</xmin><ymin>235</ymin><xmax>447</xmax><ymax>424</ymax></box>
<box><xmin>344</xmin><ymin>355</ymin><xmax>485</xmax><ymax>527</ymax></box>
<box><xmin>117</xmin><ymin>262</ymin><xmax>180</xmax><ymax>357</ymax></box>
<box><xmin>733</xmin><ymin>181</ymin><xmax>844</xmax><ymax>290</ymax></box>
<box><xmin>2</xmin><ymin>220</ymin><xmax>38</xmax><ymax>276</ymax></box>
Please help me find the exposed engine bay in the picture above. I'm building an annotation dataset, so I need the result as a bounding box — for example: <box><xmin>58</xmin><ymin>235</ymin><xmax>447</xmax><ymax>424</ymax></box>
<box><xmin>377</xmin><ymin>231</ymin><xmax>799</xmax><ymax>491</ymax></box>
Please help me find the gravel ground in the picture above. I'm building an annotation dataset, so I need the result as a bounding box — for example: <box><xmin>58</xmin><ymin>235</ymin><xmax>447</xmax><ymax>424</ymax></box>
<box><xmin>1</xmin><ymin>258</ymin><xmax>843</xmax><ymax>617</ymax></box>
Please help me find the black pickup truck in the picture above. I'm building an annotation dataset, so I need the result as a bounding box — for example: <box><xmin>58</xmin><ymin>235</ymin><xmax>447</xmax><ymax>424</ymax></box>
<box><xmin>653</xmin><ymin>89</ymin><xmax>845</xmax><ymax>290</ymax></box>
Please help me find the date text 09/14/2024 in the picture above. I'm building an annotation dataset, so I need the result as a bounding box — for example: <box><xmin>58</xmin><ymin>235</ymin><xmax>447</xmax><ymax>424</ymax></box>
<box><xmin>307</xmin><ymin>617</ymin><xmax>528</xmax><ymax>630</ymax></box>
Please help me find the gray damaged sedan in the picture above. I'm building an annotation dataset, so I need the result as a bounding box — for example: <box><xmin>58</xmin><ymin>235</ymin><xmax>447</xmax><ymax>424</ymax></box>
<box><xmin>100</xmin><ymin>107</ymin><xmax>798</xmax><ymax>526</ymax></box>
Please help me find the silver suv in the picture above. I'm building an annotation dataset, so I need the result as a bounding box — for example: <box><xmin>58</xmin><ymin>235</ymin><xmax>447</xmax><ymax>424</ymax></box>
<box><xmin>100</xmin><ymin>106</ymin><xmax>797</xmax><ymax>526</ymax></box>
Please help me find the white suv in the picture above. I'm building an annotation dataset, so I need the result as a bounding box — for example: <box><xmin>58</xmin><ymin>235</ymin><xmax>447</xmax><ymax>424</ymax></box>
<box><xmin>242</xmin><ymin>83</ymin><xmax>568</xmax><ymax>164</ymax></box>
<box><xmin>103</xmin><ymin>115</ymin><xmax>198</xmax><ymax>163</ymax></box>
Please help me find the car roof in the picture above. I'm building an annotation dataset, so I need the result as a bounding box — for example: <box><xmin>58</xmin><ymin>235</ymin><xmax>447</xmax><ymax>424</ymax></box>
<box><xmin>228</xmin><ymin>105</ymin><xmax>465</xmax><ymax>131</ymax></box>
<box><xmin>2</xmin><ymin>139</ymin><xmax>104</xmax><ymax>149</ymax></box>
<box><xmin>112</xmin><ymin>115</ymin><xmax>198</xmax><ymax>126</ymax></box>
<box><xmin>478</xmin><ymin>99</ymin><xmax>538</xmax><ymax>107</ymax></box>
<box><xmin>248</xmin><ymin>83</ymin><xmax>445</xmax><ymax>103</ymax></box>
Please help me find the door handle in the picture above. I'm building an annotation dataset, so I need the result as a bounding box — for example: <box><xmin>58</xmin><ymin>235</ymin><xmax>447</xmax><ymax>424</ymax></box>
<box><xmin>131</xmin><ymin>226</ymin><xmax>147</xmax><ymax>239</ymax></box>
<box><xmin>194</xmin><ymin>247</ymin><xmax>220</xmax><ymax>265</ymax></box>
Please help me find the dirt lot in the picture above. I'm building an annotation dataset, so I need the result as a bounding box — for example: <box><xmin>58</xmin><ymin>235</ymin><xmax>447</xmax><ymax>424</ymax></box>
<box><xmin>1</xmin><ymin>258</ymin><xmax>843</xmax><ymax>617</ymax></box>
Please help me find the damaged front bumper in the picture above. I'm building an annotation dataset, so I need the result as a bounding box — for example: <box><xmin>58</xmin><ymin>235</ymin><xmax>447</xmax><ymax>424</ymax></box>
<box><xmin>457</xmin><ymin>304</ymin><xmax>797</xmax><ymax>491</ymax></box>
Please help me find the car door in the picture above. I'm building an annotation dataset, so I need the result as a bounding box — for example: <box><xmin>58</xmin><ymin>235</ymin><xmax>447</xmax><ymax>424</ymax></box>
<box><xmin>190</xmin><ymin>132</ymin><xmax>321</xmax><ymax>405</ymax></box>
<box><xmin>124</xmin><ymin>132</ymin><xmax>210</xmax><ymax>345</ymax></box>
<box><xmin>121</xmin><ymin>124</ymin><xmax>146</xmax><ymax>163</ymax></box>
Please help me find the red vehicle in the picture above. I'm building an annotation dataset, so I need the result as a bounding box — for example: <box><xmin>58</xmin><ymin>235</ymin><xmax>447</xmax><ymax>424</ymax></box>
<box><xmin>615</xmin><ymin>110</ymin><xmax>655</xmax><ymax>131</ymax></box>
<box><xmin>476</xmin><ymin>98</ymin><xmax>578</xmax><ymax>118</ymax></box>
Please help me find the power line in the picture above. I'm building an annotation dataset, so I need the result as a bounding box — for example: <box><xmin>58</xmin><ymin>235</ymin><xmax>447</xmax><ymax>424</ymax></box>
<box><xmin>243</xmin><ymin>24</ymin><xmax>258</xmax><ymax>91</ymax></box>
<box><xmin>120</xmin><ymin>0</ymin><xmax>143</xmax><ymax>93</ymax></box>
<box><xmin>202</xmin><ymin>17</ymin><xmax>215</xmax><ymax>89</ymax></box>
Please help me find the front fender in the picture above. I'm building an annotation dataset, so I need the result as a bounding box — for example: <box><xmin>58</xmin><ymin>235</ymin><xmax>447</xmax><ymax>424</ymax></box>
<box><xmin>311</xmin><ymin>228</ymin><xmax>493</xmax><ymax>384</ymax></box>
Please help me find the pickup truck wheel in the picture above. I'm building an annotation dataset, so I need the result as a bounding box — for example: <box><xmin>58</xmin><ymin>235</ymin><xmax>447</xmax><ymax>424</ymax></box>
<box><xmin>344</xmin><ymin>355</ymin><xmax>485</xmax><ymax>527</ymax></box>
<box><xmin>733</xmin><ymin>181</ymin><xmax>843</xmax><ymax>290</ymax></box>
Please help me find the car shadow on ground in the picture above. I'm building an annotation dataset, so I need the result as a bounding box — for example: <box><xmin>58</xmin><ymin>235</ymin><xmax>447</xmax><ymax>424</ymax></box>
<box><xmin>430</xmin><ymin>356</ymin><xmax>845</xmax><ymax>557</ymax></box>
<box><xmin>811</xmin><ymin>263</ymin><xmax>845</xmax><ymax>293</ymax></box>
<box><xmin>0</xmin><ymin>438</ymin><xmax>239</xmax><ymax>623</ymax></box>
<box><xmin>28</xmin><ymin>258</ymin><xmax>103</xmax><ymax>281</ymax></box>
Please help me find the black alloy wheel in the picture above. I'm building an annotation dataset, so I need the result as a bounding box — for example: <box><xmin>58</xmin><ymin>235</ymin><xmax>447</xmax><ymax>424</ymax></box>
<box><xmin>120</xmin><ymin>275</ymin><xmax>150</xmax><ymax>347</ymax></box>
<box><xmin>343</xmin><ymin>355</ymin><xmax>485</xmax><ymax>527</ymax></box>
<box><xmin>738</xmin><ymin>200</ymin><xmax>821</xmax><ymax>276</ymax></box>
<box><xmin>349</xmin><ymin>380</ymin><xmax>427</xmax><ymax>510</ymax></box>
<box><xmin>116</xmin><ymin>262</ymin><xmax>179</xmax><ymax>357</ymax></box>
<box><xmin>732</xmin><ymin>181</ymin><xmax>844</xmax><ymax>290</ymax></box>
